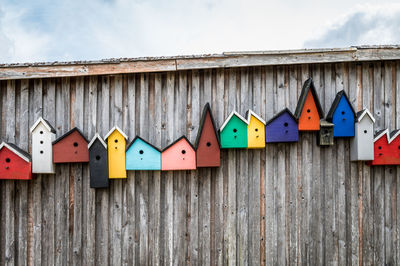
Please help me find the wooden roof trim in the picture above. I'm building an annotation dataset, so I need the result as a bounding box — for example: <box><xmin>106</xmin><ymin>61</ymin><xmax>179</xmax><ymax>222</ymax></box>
<box><xmin>88</xmin><ymin>133</ymin><xmax>107</xmax><ymax>149</ymax></box>
<box><xmin>1</xmin><ymin>46</ymin><xmax>400</xmax><ymax>80</ymax></box>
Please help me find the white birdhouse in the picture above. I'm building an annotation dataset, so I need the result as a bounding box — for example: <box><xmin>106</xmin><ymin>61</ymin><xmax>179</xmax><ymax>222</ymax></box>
<box><xmin>350</xmin><ymin>109</ymin><xmax>375</xmax><ymax>161</ymax></box>
<box><xmin>30</xmin><ymin>117</ymin><xmax>56</xmax><ymax>173</ymax></box>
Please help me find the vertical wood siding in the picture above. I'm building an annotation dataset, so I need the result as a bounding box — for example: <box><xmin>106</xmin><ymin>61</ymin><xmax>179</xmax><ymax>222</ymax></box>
<box><xmin>0</xmin><ymin>62</ymin><xmax>399</xmax><ymax>265</ymax></box>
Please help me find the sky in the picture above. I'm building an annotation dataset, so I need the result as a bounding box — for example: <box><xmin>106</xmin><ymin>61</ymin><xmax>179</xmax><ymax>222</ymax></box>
<box><xmin>0</xmin><ymin>0</ymin><xmax>400</xmax><ymax>63</ymax></box>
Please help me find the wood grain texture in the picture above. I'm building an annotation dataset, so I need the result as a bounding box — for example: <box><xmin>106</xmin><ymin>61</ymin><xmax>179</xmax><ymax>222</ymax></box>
<box><xmin>0</xmin><ymin>61</ymin><xmax>399</xmax><ymax>265</ymax></box>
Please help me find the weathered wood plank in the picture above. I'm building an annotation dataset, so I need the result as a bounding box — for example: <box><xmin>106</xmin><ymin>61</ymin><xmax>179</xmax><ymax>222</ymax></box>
<box><xmin>264</xmin><ymin>66</ymin><xmax>276</xmax><ymax>266</ymax></box>
<box><xmin>287</xmin><ymin>65</ymin><xmax>298</xmax><ymax>266</ymax></box>
<box><xmin>95</xmin><ymin>75</ymin><xmax>110</xmax><ymax>265</ymax></box>
<box><xmin>162</xmin><ymin>72</ymin><xmax>174</xmax><ymax>265</ymax></box>
<box><xmin>149</xmin><ymin>73</ymin><xmax>162</xmax><ymax>266</ymax></box>
<box><xmin>16</xmin><ymin>79</ymin><xmax>29</xmax><ymax>266</ymax></box>
<box><xmin>41</xmin><ymin>79</ymin><xmax>56</xmax><ymax>266</ymax></box>
<box><xmin>138</xmin><ymin>73</ymin><xmax>149</xmax><ymax>265</ymax></box>
<box><xmin>188</xmin><ymin>70</ymin><xmax>199</xmax><ymax>265</ymax></box>
<box><xmin>4</xmin><ymin>80</ymin><xmax>16</xmax><ymax>266</ymax></box>
<box><xmin>383</xmin><ymin>61</ymin><xmax>395</xmax><ymax>265</ymax></box>
<box><xmin>372</xmin><ymin>62</ymin><xmax>385</xmax><ymax>266</ymax></box>
<box><xmin>225</xmin><ymin>68</ymin><xmax>237</xmax><ymax>266</ymax></box>
<box><xmin>212</xmin><ymin>68</ymin><xmax>225</xmax><ymax>265</ymax></box>
<box><xmin>4</xmin><ymin>47</ymin><xmax>400</xmax><ymax>80</ymax></box>
<box><xmin>55</xmin><ymin>78</ymin><xmax>70</xmax><ymax>266</ymax></box>
<box><xmin>237</xmin><ymin>68</ymin><xmax>249</xmax><ymax>266</ymax></box>
<box><xmin>349</xmin><ymin>62</ymin><xmax>360</xmax><ymax>266</ymax></box>
<box><xmin>83</xmin><ymin>76</ymin><xmax>96</xmax><ymax>266</ymax></box>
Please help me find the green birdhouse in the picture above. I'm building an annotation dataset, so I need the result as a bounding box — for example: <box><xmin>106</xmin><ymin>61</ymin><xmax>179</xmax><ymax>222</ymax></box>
<box><xmin>219</xmin><ymin>111</ymin><xmax>248</xmax><ymax>148</ymax></box>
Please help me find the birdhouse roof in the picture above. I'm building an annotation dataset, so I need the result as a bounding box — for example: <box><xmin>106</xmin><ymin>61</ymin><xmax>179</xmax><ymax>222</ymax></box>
<box><xmin>104</xmin><ymin>126</ymin><xmax>128</xmax><ymax>140</ymax></box>
<box><xmin>52</xmin><ymin>127</ymin><xmax>89</xmax><ymax>145</ymax></box>
<box><xmin>356</xmin><ymin>109</ymin><xmax>375</xmax><ymax>123</ymax></box>
<box><xmin>246</xmin><ymin>109</ymin><xmax>266</xmax><ymax>125</ymax></box>
<box><xmin>126</xmin><ymin>136</ymin><xmax>161</xmax><ymax>152</ymax></box>
<box><xmin>294</xmin><ymin>78</ymin><xmax>324</xmax><ymax>119</ymax></box>
<box><xmin>266</xmin><ymin>108</ymin><xmax>297</xmax><ymax>126</ymax></box>
<box><xmin>326</xmin><ymin>90</ymin><xmax>356</xmax><ymax>121</ymax></box>
<box><xmin>162</xmin><ymin>135</ymin><xmax>195</xmax><ymax>152</ymax></box>
<box><xmin>374</xmin><ymin>129</ymin><xmax>400</xmax><ymax>144</ymax></box>
<box><xmin>320</xmin><ymin>119</ymin><xmax>334</xmax><ymax>127</ymax></box>
<box><xmin>372</xmin><ymin>129</ymin><xmax>400</xmax><ymax>143</ymax></box>
<box><xmin>88</xmin><ymin>133</ymin><xmax>107</xmax><ymax>149</ymax></box>
<box><xmin>219</xmin><ymin>111</ymin><xmax>248</xmax><ymax>132</ymax></box>
<box><xmin>195</xmin><ymin>103</ymin><xmax>220</xmax><ymax>149</ymax></box>
<box><xmin>0</xmin><ymin>142</ymin><xmax>31</xmax><ymax>162</ymax></box>
<box><xmin>30</xmin><ymin>117</ymin><xmax>56</xmax><ymax>133</ymax></box>
<box><xmin>389</xmin><ymin>129</ymin><xmax>400</xmax><ymax>143</ymax></box>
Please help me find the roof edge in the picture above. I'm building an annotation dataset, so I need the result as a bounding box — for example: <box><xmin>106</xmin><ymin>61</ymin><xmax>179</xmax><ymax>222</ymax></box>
<box><xmin>2</xmin><ymin>46</ymin><xmax>400</xmax><ymax>80</ymax></box>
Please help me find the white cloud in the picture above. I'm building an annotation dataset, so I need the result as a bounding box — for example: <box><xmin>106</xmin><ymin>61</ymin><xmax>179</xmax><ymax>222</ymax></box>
<box><xmin>304</xmin><ymin>4</ymin><xmax>400</xmax><ymax>48</ymax></box>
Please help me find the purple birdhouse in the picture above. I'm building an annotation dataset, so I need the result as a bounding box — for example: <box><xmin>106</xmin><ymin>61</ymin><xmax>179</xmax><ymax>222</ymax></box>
<box><xmin>265</xmin><ymin>108</ymin><xmax>299</xmax><ymax>143</ymax></box>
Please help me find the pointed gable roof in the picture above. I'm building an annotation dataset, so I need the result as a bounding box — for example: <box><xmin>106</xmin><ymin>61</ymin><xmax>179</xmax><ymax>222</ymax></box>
<box><xmin>246</xmin><ymin>109</ymin><xmax>266</xmax><ymax>125</ymax></box>
<box><xmin>356</xmin><ymin>109</ymin><xmax>375</xmax><ymax>123</ymax></box>
<box><xmin>104</xmin><ymin>126</ymin><xmax>128</xmax><ymax>140</ymax></box>
<box><xmin>374</xmin><ymin>129</ymin><xmax>400</xmax><ymax>144</ymax></box>
<box><xmin>0</xmin><ymin>142</ymin><xmax>31</xmax><ymax>162</ymax></box>
<box><xmin>52</xmin><ymin>127</ymin><xmax>89</xmax><ymax>145</ymax></box>
<box><xmin>30</xmin><ymin>117</ymin><xmax>56</xmax><ymax>133</ymax></box>
<box><xmin>126</xmin><ymin>136</ymin><xmax>161</xmax><ymax>152</ymax></box>
<box><xmin>195</xmin><ymin>103</ymin><xmax>220</xmax><ymax>149</ymax></box>
<box><xmin>326</xmin><ymin>90</ymin><xmax>356</xmax><ymax>121</ymax></box>
<box><xmin>88</xmin><ymin>133</ymin><xmax>107</xmax><ymax>149</ymax></box>
<box><xmin>266</xmin><ymin>108</ymin><xmax>297</xmax><ymax>126</ymax></box>
<box><xmin>389</xmin><ymin>129</ymin><xmax>400</xmax><ymax>143</ymax></box>
<box><xmin>219</xmin><ymin>111</ymin><xmax>248</xmax><ymax>132</ymax></box>
<box><xmin>294</xmin><ymin>78</ymin><xmax>324</xmax><ymax>119</ymax></box>
<box><xmin>162</xmin><ymin>136</ymin><xmax>195</xmax><ymax>152</ymax></box>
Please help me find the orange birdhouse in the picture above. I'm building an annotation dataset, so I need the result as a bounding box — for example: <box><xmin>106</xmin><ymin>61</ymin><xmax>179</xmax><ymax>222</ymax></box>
<box><xmin>294</xmin><ymin>78</ymin><xmax>324</xmax><ymax>131</ymax></box>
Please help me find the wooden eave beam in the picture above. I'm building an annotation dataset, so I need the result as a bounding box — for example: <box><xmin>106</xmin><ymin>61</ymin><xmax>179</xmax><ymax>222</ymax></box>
<box><xmin>1</xmin><ymin>47</ymin><xmax>400</xmax><ymax>80</ymax></box>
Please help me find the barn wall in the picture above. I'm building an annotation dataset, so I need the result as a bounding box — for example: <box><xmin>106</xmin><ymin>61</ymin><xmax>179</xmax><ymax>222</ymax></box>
<box><xmin>0</xmin><ymin>62</ymin><xmax>399</xmax><ymax>265</ymax></box>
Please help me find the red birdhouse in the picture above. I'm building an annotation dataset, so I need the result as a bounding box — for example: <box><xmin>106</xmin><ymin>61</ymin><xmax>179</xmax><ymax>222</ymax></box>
<box><xmin>370</xmin><ymin>129</ymin><xmax>400</xmax><ymax>165</ymax></box>
<box><xmin>195</xmin><ymin>103</ymin><xmax>221</xmax><ymax>167</ymax></box>
<box><xmin>52</xmin><ymin>127</ymin><xmax>89</xmax><ymax>163</ymax></box>
<box><xmin>0</xmin><ymin>142</ymin><xmax>32</xmax><ymax>180</ymax></box>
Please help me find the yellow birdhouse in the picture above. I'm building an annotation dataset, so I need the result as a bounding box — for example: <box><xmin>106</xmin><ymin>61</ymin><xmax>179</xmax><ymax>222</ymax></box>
<box><xmin>104</xmin><ymin>126</ymin><xmax>128</xmax><ymax>179</ymax></box>
<box><xmin>246</xmin><ymin>110</ymin><xmax>266</xmax><ymax>149</ymax></box>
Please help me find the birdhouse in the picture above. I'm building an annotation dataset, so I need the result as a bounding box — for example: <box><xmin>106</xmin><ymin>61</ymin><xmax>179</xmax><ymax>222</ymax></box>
<box><xmin>350</xmin><ymin>109</ymin><xmax>375</xmax><ymax>161</ymax></box>
<box><xmin>104</xmin><ymin>126</ymin><xmax>128</xmax><ymax>178</ymax></box>
<box><xmin>88</xmin><ymin>134</ymin><xmax>109</xmax><ymax>188</ymax></box>
<box><xmin>52</xmin><ymin>127</ymin><xmax>89</xmax><ymax>163</ymax></box>
<box><xmin>265</xmin><ymin>108</ymin><xmax>299</xmax><ymax>143</ymax></box>
<box><xmin>161</xmin><ymin>136</ymin><xmax>196</xmax><ymax>171</ymax></box>
<box><xmin>126</xmin><ymin>136</ymin><xmax>161</xmax><ymax>170</ymax></box>
<box><xmin>294</xmin><ymin>78</ymin><xmax>324</xmax><ymax>131</ymax></box>
<box><xmin>246</xmin><ymin>110</ymin><xmax>266</xmax><ymax>148</ymax></box>
<box><xmin>370</xmin><ymin>129</ymin><xmax>400</xmax><ymax>165</ymax></box>
<box><xmin>219</xmin><ymin>111</ymin><xmax>248</xmax><ymax>148</ymax></box>
<box><xmin>0</xmin><ymin>142</ymin><xmax>32</xmax><ymax>180</ymax></box>
<box><xmin>317</xmin><ymin>120</ymin><xmax>334</xmax><ymax>146</ymax></box>
<box><xmin>30</xmin><ymin>117</ymin><xmax>56</xmax><ymax>174</ymax></box>
<box><xmin>326</xmin><ymin>90</ymin><xmax>356</xmax><ymax>137</ymax></box>
<box><xmin>195</xmin><ymin>103</ymin><xmax>221</xmax><ymax>167</ymax></box>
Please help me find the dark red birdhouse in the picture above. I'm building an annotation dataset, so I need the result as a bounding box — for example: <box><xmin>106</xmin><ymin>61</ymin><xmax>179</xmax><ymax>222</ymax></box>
<box><xmin>52</xmin><ymin>127</ymin><xmax>89</xmax><ymax>163</ymax></box>
<box><xmin>0</xmin><ymin>142</ymin><xmax>32</xmax><ymax>180</ymax></box>
<box><xmin>195</xmin><ymin>103</ymin><xmax>221</xmax><ymax>167</ymax></box>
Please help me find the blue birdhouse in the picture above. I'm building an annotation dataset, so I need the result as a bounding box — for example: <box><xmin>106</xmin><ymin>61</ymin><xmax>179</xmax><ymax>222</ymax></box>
<box><xmin>126</xmin><ymin>136</ymin><xmax>161</xmax><ymax>170</ymax></box>
<box><xmin>326</xmin><ymin>90</ymin><xmax>356</xmax><ymax>137</ymax></box>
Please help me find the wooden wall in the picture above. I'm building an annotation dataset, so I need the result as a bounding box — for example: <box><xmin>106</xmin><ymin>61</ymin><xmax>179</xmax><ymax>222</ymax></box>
<box><xmin>0</xmin><ymin>62</ymin><xmax>399</xmax><ymax>265</ymax></box>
